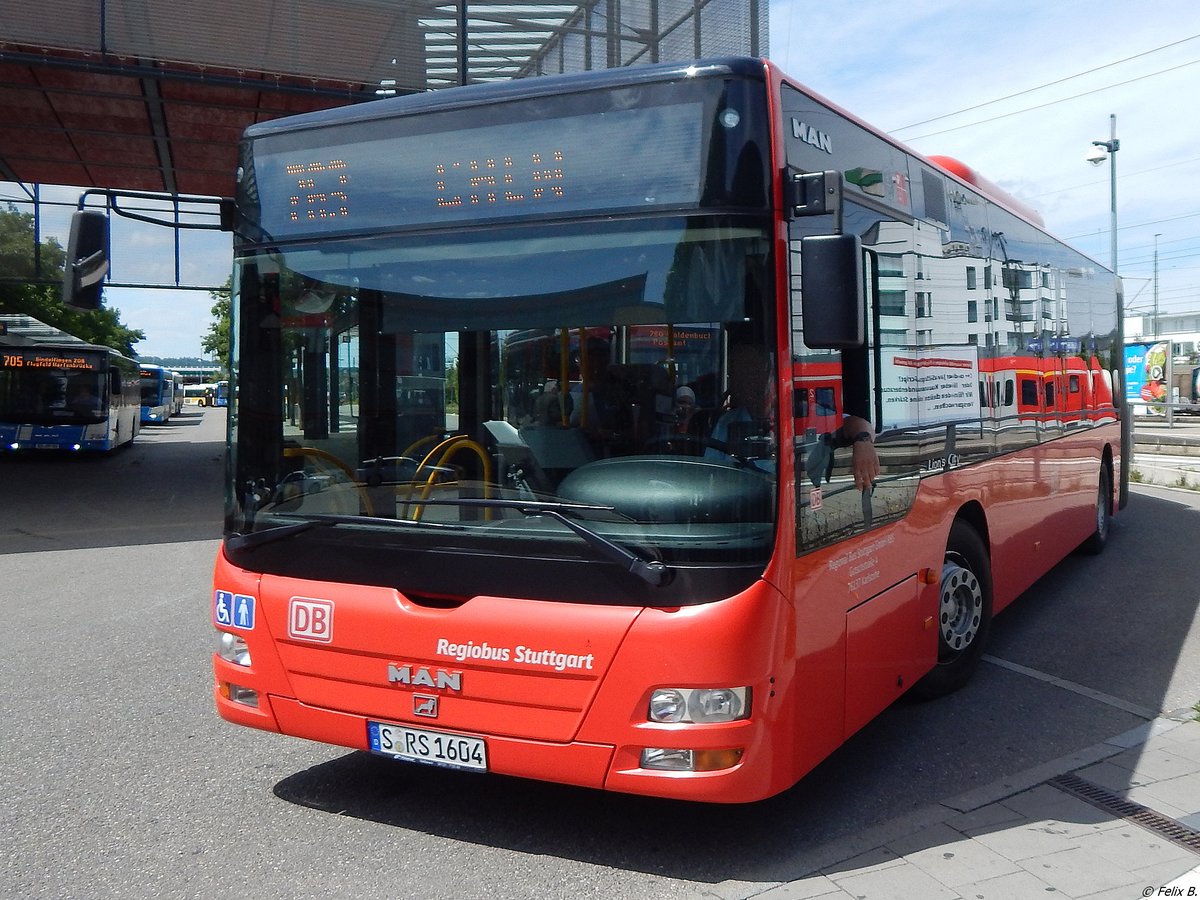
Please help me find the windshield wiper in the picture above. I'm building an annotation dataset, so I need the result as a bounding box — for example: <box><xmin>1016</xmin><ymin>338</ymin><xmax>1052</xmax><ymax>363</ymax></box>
<box><xmin>228</xmin><ymin>501</ymin><xmax>672</xmax><ymax>587</ymax></box>
<box><xmin>228</xmin><ymin>512</ymin><xmax>423</xmax><ymax>551</ymax></box>
<box><xmin>417</xmin><ymin>498</ymin><xmax>673</xmax><ymax>587</ymax></box>
<box><xmin>226</xmin><ymin>520</ymin><xmax>320</xmax><ymax>551</ymax></box>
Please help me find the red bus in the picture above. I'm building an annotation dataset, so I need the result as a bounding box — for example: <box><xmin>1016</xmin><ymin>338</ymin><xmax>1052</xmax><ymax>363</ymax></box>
<box><xmin>68</xmin><ymin>57</ymin><xmax>1127</xmax><ymax>802</ymax></box>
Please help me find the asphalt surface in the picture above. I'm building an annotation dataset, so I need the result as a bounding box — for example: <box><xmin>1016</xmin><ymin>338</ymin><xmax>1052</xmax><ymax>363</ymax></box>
<box><xmin>3</xmin><ymin>407</ymin><xmax>1199</xmax><ymax>899</ymax></box>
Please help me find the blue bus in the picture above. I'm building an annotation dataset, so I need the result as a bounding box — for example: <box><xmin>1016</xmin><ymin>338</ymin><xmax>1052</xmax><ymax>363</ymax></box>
<box><xmin>213</xmin><ymin>380</ymin><xmax>230</xmax><ymax>408</ymax></box>
<box><xmin>170</xmin><ymin>370</ymin><xmax>184</xmax><ymax>416</ymax></box>
<box><xmin>0</xmin><ymin>343</ymin><xmax>141</xmax><ymax>451</ymax></box>
<box><xmin>139</xmin><ymin>363</ymin><xmax>177</xmax><ymax>423</ymax></box>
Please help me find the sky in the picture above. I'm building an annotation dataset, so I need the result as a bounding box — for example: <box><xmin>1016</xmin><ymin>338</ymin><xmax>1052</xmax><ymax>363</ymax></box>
<box><xmin>4</xmin><ymin>0</ymin><xmax>1198</xmax><ymax>357</ymax></box>
<box><xmin>768</xmin><ymin>0</ymin><xmax>1200</xmax><ymax>332</ymax></box>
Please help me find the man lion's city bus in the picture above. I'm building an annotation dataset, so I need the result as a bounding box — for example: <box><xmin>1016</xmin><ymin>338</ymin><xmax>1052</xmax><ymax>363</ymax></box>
<box><xmin>66</xmin><ymin>58</ymin><xmax>1126</xmax><ymax>802</ymax></box>
<box><xmin>0</xmin><ymin>343</ymin><xmax>141</xmax><ymax>452</ymax></box>
<box><xmin>138</xmin><ymin>363</ymin><xmax>178</xmax><ymax>424</ymax></box>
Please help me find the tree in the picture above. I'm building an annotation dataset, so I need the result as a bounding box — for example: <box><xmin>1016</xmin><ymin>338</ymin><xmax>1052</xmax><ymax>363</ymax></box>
<box><xmin>0</xmin><ymin>203</ymin><xmax>145</xmax><ymax>356</ymax></box>
<box><xmin>201</xmin><ymin>276</ymin><xmax>232</xmax><ymax>372</ymax></box>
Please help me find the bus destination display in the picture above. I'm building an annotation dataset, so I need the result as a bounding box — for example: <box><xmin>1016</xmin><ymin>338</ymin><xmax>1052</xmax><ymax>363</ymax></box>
<box><xmin>2</xmin><ymin>350</ymin><xmax>100</xmax><ymax>371</ymax></box>
<box><xmin>253</xmin><ymin>103</ymin><xmax>704</xmax><ymax>237</ymax></box>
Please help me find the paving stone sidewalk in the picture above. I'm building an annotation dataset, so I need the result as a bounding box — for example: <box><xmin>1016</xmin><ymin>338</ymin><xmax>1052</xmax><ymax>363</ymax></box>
<box><xmin>702</xmin><ymin>714</ymin><xmax>1200</xmax><ymax>900</ymax></box>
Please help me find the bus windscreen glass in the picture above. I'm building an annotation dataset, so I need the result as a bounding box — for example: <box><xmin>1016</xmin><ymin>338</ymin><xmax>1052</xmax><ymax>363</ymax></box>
<box><xmin>0</xmin><ymin>348</ymin><xmax>106</xmax><ymax>425</ymax></box>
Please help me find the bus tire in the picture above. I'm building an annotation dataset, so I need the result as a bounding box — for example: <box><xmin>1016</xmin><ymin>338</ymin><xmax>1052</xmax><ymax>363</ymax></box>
<box><xmin>912</xmin><ymin>520</ymin><xmax>992</xmax><ymax>700</ymax></box>
<box><xmin>1078</xmin><ymin>465</ymin><xmax>1112</xmax><ymax>556</ymax></box>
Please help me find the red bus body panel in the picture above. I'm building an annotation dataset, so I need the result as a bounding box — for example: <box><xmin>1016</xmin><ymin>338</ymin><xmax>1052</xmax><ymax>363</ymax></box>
<box><xmin>214</xmin><ymin>550</ymin><xmax>803</xmax><ymax>802</ymax></box>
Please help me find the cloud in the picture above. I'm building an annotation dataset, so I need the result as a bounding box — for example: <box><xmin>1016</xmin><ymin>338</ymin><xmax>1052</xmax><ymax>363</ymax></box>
<box><xmin>6</xmin><ymin>6</ymin><xmax>1198</xmax><ymax>338</ymax></box>
<box><xmin>769</xmin><ymin>0</ymin><xmax>1200</xmax><ymax>311</ymax></box>
<box><xmin>107</xmin><ymin>287</ymin><xmax>218</xmax><ymax>359</ymax></box>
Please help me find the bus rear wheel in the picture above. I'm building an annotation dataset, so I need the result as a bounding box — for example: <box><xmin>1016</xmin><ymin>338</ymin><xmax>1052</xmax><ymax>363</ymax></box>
<box><xmin>1078</xmin><ymin>465</ymin><xmax>1112</xmax><ymax>555</ymax></box>
<box><xmin>912</xmin><ymin>520</ymin><xmax>992</xmax><ymax>700</ymax></box>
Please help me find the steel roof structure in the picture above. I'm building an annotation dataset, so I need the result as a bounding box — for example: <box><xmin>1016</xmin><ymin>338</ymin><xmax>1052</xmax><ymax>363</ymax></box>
<box><xmin>0</xmin><ymin>313</ymin><xmax>90</xmax><ymax>345</ymax></box>
<box><xmin>0</xmin><ymin>0</ymin><xmax>766</xmax><ymax>199</ymax></box>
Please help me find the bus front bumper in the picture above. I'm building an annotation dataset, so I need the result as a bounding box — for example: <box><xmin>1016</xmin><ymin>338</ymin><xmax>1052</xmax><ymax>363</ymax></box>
<box><xmin>214</xmin><ymin>682</ymin><xmax>770</xmax><ymax>802</ymax></box>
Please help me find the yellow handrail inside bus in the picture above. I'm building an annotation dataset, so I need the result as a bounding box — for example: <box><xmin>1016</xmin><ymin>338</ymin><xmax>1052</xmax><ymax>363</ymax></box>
<box><xmin>400</xmin><ymin>435</ymin><xmax>493</xmax><ymax>522</ymax></box>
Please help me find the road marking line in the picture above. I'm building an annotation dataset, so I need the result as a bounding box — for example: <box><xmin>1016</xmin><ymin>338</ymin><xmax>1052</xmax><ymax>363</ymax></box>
<box><xmin>983</xmin><ymin>654</ymin><xmax>1160</xmax><ymax>720</ymax></box>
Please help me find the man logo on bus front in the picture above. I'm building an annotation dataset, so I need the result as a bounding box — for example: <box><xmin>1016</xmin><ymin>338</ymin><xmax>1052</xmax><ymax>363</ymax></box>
<box><xmin>413</xmin><ymin>695</ymin><xmax>439</xmax><ymax>718</ymax></box>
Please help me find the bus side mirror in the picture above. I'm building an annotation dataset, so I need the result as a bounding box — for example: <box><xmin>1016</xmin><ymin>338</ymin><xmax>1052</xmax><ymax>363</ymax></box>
<box><xmin>800</xmin><ymin>233</ymin><xmax>864</xmax><ymax>349</ymax></box>
<box><xmin>63</xmin><ymin>210</ymin><xmax>110</xmax><ymax>310</ymax></box>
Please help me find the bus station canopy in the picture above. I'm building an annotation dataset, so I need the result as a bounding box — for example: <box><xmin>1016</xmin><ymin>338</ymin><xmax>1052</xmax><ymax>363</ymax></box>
<box><xmin>0</xmin><ymin>0</ymin><xmax>764</xmax><ymax>198</ymax></box>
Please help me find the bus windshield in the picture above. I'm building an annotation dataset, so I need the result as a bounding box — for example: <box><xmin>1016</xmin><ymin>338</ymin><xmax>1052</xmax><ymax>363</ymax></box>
<box><xmin>226</xmin><ymin>66</ymin><xmax>779</xmax><ymax>604</ymax></box>
<box><xmin>228</xmin><ymin>214</ymin><xmax>777</xmax><ymax>602</ymax></box>
<box><xmin>0</xmin><ymin>348</ymin><xmax>107</xmax><ymax>426</ymax></box>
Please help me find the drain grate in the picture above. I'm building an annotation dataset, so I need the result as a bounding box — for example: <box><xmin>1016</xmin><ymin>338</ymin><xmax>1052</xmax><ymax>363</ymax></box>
<box><xmin>1050</xmin><ymin>772</ymin><xmax>1200</xmax><ymax>854</ymax></box>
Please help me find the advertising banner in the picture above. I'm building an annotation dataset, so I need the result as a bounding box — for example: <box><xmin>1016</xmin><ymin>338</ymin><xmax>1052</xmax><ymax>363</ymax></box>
<box><xmin>879</xmin><ymin>346</ymin><xmax>981</xmax><ymax>429</ymax></box>
<box><xmin>1124</xmin><ymin>341</ymin><xmax>1169</xmax><ymax>407</ymax></box>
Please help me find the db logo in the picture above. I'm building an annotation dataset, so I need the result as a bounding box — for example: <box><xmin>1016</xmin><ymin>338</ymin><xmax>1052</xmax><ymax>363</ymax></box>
<box><xmin>289</xmin><ymin>597</ymin><xmax>334</xmax><ymax>643</ymax></box>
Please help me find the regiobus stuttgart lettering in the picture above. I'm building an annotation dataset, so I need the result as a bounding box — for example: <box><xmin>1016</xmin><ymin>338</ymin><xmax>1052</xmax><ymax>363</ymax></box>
<box><xmin>435</xmin><ymin>638</ymin><xmax>595</xmax><ymax>673</ymax></box>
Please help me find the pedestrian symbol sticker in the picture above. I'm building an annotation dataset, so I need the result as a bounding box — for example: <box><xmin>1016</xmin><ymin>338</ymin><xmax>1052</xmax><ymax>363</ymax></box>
<box><xmin>214</xmin><ymin>590</ymin><xmax>256</xmax><ymax>631</ymax></box>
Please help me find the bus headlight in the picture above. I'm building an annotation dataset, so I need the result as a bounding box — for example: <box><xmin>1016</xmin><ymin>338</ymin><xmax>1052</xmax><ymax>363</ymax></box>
<box><xmin>640</xmin><ymin>747</ymin><xmax>745</xmax><ymax>772</ymax></box>
<box><xmin>218</xmin><ymin>681</ymin><xmax>259</xmax><ymax>707</ymax></box>
<box><xmin>647</xmin><ymin>687</ymin><xmax>749</xmax><ymax>724</ymax></box>
<box><xmin>217</xmin><ymin>631</ymin><xmax>251</xmax><ymax>667</ymax></box>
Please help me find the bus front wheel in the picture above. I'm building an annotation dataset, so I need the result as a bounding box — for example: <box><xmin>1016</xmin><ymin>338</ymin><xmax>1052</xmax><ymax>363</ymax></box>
<box><xmin>912</xmin><ymin>520</ymin><xmax>992</xmax><ymax>700</ymax></box>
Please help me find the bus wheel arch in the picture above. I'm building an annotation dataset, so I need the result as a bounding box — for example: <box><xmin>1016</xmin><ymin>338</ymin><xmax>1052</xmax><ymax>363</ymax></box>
<box><xmin>912</xmin><ymin>512</ymin><xmax>993</xmax><ymax>700</ymax></box>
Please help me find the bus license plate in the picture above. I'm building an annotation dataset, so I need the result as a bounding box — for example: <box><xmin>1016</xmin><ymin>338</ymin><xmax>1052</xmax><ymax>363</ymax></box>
<box><xmin>367</xmin><ymin>721</ymin><xmax>487</xmax><ymax>772</ymax></box>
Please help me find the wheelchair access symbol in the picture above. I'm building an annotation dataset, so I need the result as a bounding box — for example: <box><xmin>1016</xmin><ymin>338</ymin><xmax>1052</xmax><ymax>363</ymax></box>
<box><xmin>213</xmin><ymin>590</ymin><xmax>256</xmax><ymax>631</ymax></box>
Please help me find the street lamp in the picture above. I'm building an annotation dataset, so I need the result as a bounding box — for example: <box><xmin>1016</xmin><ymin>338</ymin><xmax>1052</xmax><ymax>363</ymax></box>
<box><xmin>1153</xmin><ymin>232</ymin><xmax>1161</xmax><ymax>338</ymax></box>
<box><xmin>1086</xmin><ymin>114</ymin><xmax>1119</xmax><ymax>275</ymax></box>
